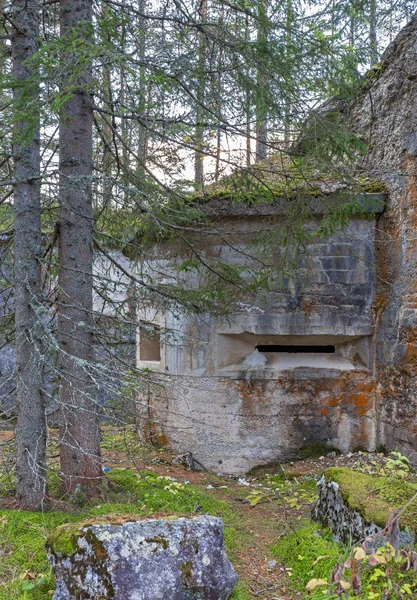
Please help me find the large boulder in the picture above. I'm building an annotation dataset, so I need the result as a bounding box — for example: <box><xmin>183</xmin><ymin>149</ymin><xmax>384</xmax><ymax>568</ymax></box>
<box><xmin>47</xmin><ymin>515</ymin><xmax>238</xmax><ymax>600</ymax></box>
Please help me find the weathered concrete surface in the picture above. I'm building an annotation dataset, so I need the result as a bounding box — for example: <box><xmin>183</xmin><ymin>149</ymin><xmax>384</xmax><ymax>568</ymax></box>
<box><xmin>351</xmin><ymin>13</ymin><xmax>417</xmax><ymax>464</ymax></box>
<box><xmin>135</xmin><ymin>211</ymin><xmax>379</xmax><ymax>473</ymax></box>
<box><xmin>47</xmin><ymin>515</ymin><xmax>238</xmax><ymax>600</ymax></box>
<box><xmin>138</xmin><ymin>370</ymin><xmax>376</xmax><ymax>474</ymax></box>
<box><xmin>135</xmin><ymin>15</ymin><xmax>417</xmax><ymax>473</ymax></box>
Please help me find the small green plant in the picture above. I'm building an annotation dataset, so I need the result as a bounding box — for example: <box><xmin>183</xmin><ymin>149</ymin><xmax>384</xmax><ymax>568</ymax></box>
<box><xmin>383</xmin><ymin>451</ymin><xmax>411</xmax><ymax>479</ymax></box>
<box><xmin>245</xmin><ymin>475</ymin><xmax>318</xmax><ymax>509</ymax></box>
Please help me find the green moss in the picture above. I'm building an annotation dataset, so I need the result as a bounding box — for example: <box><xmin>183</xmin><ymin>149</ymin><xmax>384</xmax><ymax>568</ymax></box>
<box><xmin>360</xmin><ymin>62</ymin><xmax>385</xmax><ymax>91</ymax></box>
<box><xmin>230</xmin><ymin>580</ymin><xmax>252</xmax><ymax>600</ymax></box>
<box><xmin>324</xmin><ymin>467</ymin><xmax>417</xmax><ymax>530</ymax></box>
<box><xmin>298</xmin><ymin>443</ymin><xmax>341</xmax><ymax>460</ymax></box>
<box><xmin>0</xmin><ymin>466</ymin><xmax>232</xmax><ymax>600</ymax></box>
<box><xmin>0</xmin><ymin>509</ymin><xmax>82</xmax><ymax>599</ymax></box>
<box><xmin>180</xmin><ymin>559</ymin><xmax>195</xmax><ymax>586</ymax></box>
<box><xmin>106</xmin><ymin>468</ymin><xmax>233</xmax><ymax>519</ymax></box>
<box><xmin>271</xmin><ymin>521</ymin><xmax>343</xmax><ymax>590</ymax></box>
<box><xmin>145</xmin><ymin>535</ymin><xmax>169</xmax><ymax>550</ymax></box>
<box><xmin>46</xmin><ymin>522</ymin><xmax>83</xmax><ymax>557</ymax></box>
<box><xmin>358</xmin><ymin>180</ymin><xmax>386</xmax><ymax>193</ymax></box>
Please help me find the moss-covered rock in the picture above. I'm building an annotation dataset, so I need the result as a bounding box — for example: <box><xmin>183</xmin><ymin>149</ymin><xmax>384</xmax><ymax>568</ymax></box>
<box><xmin>47</xmin><ymin>515</ymin><xmax>238</xmax><ymax>600</ymax></box>
<box><xmin>312</xmin><ymin>467</ymin><xmax>417</xmax><ymax>544</ymax></box>
<box><xmin>323</xmin><ymin>467</ymin><xmax>417</xmax><ymax>529</ymax></box>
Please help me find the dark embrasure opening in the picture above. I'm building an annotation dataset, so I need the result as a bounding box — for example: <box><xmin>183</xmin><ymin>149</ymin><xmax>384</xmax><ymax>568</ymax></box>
<box><xmin>255</xmin><ymin>345</ymin><xmax>336</xmax><ymax>354</ymax></box>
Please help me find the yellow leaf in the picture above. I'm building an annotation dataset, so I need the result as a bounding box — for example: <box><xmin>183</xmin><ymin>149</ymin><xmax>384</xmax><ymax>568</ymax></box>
<box><xmin>373</xmin><ymin>553</ymin><xmax>387</xmax><ymax>564</ymax></box>
<box><xmin>340</xmin><ymin>580</ymin><xmax>351</xmax><ymax>590</ymax></box>
<box><xmin>375</xmin><ymin>543</ymin><xmax>395</xmax><ymax>564</ymax></box>
<box><xmin>354</xmin><ymin>547</ymin><xmax>366</xmax><ymax>561</ymax></box>
<box><xmin>305</xmin><ymin>578</ymin><xmax>328</xmax><ymax>591</ymax></box>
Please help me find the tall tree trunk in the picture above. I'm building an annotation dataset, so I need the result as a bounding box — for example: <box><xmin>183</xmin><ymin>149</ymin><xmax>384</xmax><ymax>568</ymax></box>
<box><xmin>369</xmin><ymin>0</ymin><xmax>378</xmax><ymax>65</ymax></box>
<box><xmin>214</xmin><ymin>5</ymin><xmax>224</xmax><ymax>183</ymax></box>
<box><xmin>102</xmin><ymin>60</ymin><xmax>113</xmax><ymax>208</ymax></box>
<box><xmin>194</xmin><ymin>0</ymin><xmax>207</xmax><ymax>190</ymax></box>
<box><xmin>137</xmin><ymin>0</ymin><xmax>148</xmax><ymax>173</ymax></box>
<box><xmin>12</xmin><ymin>0</ymin><xmax>48</xmax><ymax>510</ymax></box>
<box><xmin>12</xmin><ymin>0</ymin><xmax>49</xmax><ymax>511</ymax></box>
<box><xmin>284</xmin><ymin>0</ymin><xmax>293</xmax><ymax>149</ymax></box>
<box><xmin>58</xmin><ymin>0</ymin><xmax>102</xmax><ymax>496</ymax></box>
<box><xmin>255</xmin><ymin>0</ymin><xmax>267</xmax><ymax>163</ymax></box>
<box><xmin>244</xmin><ymin>13</ymin><xmax>252</xmax><ymax>168</ymax></box>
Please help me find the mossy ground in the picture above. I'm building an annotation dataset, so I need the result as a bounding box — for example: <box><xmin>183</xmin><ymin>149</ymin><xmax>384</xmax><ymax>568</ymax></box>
<box><xmin>271</xmin><ymin>521</ymin><xmax>344</xmax><ymax>589</ymax></box>
<box><xmin>270</xmin><ymin>520</ymin><xmax>417</xmax><ymax>600</ymax></box>
<box><xmin>0</xmin><ymin>430</ymin><xmax>415</xmax><ymax>600</ymax></box>
<box><xmin>0</xmin><ymin>466</ymin><xmax>244</xmax><ymax>600</ymax></box>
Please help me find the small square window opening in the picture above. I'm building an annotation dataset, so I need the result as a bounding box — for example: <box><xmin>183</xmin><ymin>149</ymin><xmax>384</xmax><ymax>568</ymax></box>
<box><xmin>139</xmin><ymin>322</ymin><xmax>161</xmax><ymax>362</ymax></box>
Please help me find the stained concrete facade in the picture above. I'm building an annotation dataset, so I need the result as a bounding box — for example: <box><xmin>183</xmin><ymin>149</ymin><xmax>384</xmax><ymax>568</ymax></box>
<box><xmin>135</xmin><ymin>15</ymin><xmax>417</xmax><ymax>474</ymax></box>
<box><xmin>135</xmin><ymin>198</ymin><xmax>385</xmax><ymax>474</ymax></box>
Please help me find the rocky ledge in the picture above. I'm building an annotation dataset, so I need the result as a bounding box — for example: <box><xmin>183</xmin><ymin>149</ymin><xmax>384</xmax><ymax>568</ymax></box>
<box><xmin>47</xmin><ymin>514</ymin><xmax>238</xmax><ymax>600</ymax></box>
<box><xmin>312</xmin><ymin>467</ymin><xmax>417</xmax><ymax>547</ymax></box>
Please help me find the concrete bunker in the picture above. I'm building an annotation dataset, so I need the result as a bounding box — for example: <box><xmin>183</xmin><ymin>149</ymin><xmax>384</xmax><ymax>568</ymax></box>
<box><xmin>134</xmin><ymin>192</ymin><xmax>383</xmax><ymax>474</ymax></box>
<box><xmin>132</xmin><ymin>14</ymin><xmax>417</xmax><ymax>474</ymax></box>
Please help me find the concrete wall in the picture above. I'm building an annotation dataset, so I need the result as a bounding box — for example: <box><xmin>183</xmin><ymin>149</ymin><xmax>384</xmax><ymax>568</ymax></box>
<box><xmin>136</xmin><ymin>209</ymin><xmax>381</xmax><ymax>474</ymax></box>
<box><xmin>137</xmin><ymin>13</ymin><xmax>417</xmax><ymax>471</ymax></box>
<box><xmin>139</xmin><ymin>370</ymin><xmax>375</xmax><ymax>474</ymax></box>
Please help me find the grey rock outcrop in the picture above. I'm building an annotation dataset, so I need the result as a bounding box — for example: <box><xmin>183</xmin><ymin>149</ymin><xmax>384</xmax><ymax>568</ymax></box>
<box><xmin>47</xmin><ymin>515</ymin><xmax>238</xmax><ymax>600</ymax></box>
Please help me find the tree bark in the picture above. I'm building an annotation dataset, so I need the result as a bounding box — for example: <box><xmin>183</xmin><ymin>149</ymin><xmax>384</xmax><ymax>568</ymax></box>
<box><xmin>58</xmin><ymin>0</ymin><xmax>102</xmax><ymax>496</ymax></box>
<box><xmin>369</xmin><ymin>0</ymin><xmax>378</xmax><ymax>65</ymax></box>
<box><xmin>137</xmin><ymin>0</ymin><xmax>148</xmax><ymax>172</ymax></box>
<box><xmin>194</xmin><ymin>0</ymin><xmax>207</xmax><ymax>190</ymax></box>
<box><xmin>255</xmin><ymin>0</ymin><xmax>267</xmax><ymax>163</ymax></box>
<box><xmin>284</xmin><ymin>0</ymin><xmax>293</xmax><ymax>149</ymax></box>
<box><xmin>12</xmin><ymin>0</ymin><xmax>49</xmax><ymax>511</ymax></box>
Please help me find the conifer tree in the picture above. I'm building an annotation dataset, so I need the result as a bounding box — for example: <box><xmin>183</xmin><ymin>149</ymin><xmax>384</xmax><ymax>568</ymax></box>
<box><xmin>12</xmin><ymin>0</ymin><xmax>49</xmax><ymax>510</ymax></box>
<box><xmin>58</xmin><ymin>0</ymin><xmax>102</xmax><ymax>496</ymax></box>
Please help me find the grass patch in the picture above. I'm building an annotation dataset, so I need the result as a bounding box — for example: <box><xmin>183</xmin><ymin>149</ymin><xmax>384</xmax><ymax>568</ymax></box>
<box><xmin>106</xmin><ymin>468</ymin><xmax>233</xmax><ymax>517</ymax></box>
<box><xmin>0</xmin><ymin>510</ymin><xmax>82</xmax><ymax>599</ymax></box>
<box><xmin>271</xmin><ymin>521</ymin><xmax>344</xmax><ymax>591</ymax></box>
<box><xmin>0</xmin><ymin>468</ymin><xmax>248</xmax><ymax>599</ymax></box>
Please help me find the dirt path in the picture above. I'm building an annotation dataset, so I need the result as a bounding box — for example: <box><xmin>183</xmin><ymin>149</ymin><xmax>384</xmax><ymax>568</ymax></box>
<box><xmin>102</xmin><ymin>449</ymin><xmax>309</xmax><ymax>600</ymax></box>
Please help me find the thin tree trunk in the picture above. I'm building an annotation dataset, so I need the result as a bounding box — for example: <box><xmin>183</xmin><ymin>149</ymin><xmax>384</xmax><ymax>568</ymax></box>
<box><xmin>255</xmin><ymin>0</ymin><xmax>267</xmax><ymax>163</ymax></box>
<box><xmin>284</xmin><ymin>0</ymin><xmax>293</xmax><ymax>149</ymax></box>
<box><xmin>58</xmin><ymin>0</ymin><xmax>102</xmax><ymax>496</ymax></box>
<box><xmin>194</xmin><ymin>0</ymin><xmax>207</xmax><ymax>190</ymax></box>
<box><xmin>213</xmin><ymin>6</ymin><xmax>224</xmax><ymax>183</ymax></box>
<box><xmin>369</xmin><ymin>0</ymin><xmax>378</xmax><ymax>65</ymax></box>
<box><xmin>245</xmin><ymin>13</ymin><xmax>251</xmax><ymax>168</ymax></box>
<box><xmin>102</xmin><ymin>61</ymin><xmax>113</xmax><ymax>208</ymax></box>
<box><xmin>350</xmin><ymin>4</ymin><xmax>355</xmax><ymax>48</ymax></box>
<box><xmin>12</xmin><ymin>0</ymin><xmax>49</xmax><ymax>511</ymax></box>
<box><xmin>137</xmin><ymin>0</ymin><xmax>148</xmax><ymax>173</ymax></box>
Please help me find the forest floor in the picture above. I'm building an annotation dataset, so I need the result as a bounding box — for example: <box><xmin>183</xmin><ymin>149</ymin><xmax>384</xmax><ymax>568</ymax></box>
<box><xmin>0</xmin><ymin>426</ymin><xmax>411</xmax><ymax>600</ymax></box>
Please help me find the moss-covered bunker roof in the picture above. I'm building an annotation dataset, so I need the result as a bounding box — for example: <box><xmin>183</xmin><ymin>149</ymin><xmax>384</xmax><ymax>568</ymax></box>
<box><xmin>191</xmin><ymin>154</ymin><xmax>386</xmax><ymax>218</ymax></box>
